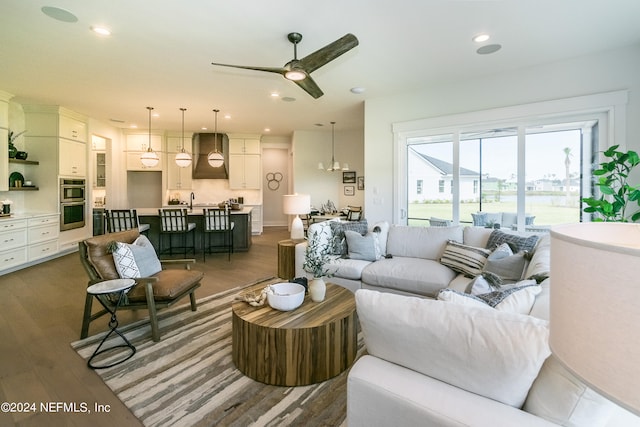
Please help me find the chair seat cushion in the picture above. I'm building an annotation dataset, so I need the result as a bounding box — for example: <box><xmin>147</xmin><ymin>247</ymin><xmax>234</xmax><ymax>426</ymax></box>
<box><xmin>127</xmin><ymin>269</ymin><xmax>204</xmax><ymax>302</ymax></box>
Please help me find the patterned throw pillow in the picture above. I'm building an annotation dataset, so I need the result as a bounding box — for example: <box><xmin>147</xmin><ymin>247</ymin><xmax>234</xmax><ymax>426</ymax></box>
<box><xmin>329</xmin><ymin>220</ymin><xmax>369</xmax><ymax>255</ymax></box>
<box><xmin>440</xmin><ymin>241</ymin><xmax>491</xmax><ymax>277</ymax></box>
<box><xmin>438</xmin><ymin>281</ymin><xmax>542</xmax><ymax>315</ymax></box>
<box><xmin>112</xmin><ymin>235</ymin><xmax>162</xmax><ymax>279</ymax></box>
<box><xmin>486</xmin><ymin>229</ymin><xmax>539</xmax><ymax>252</ymax></box>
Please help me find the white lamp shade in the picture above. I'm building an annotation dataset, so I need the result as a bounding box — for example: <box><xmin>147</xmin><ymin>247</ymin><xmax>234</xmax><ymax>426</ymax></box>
<box><xmin>207</xmin><ymin>151</ymin><xmax>224</xmax><ymax>168</ymax></box>
<box><xmin>282</xmin><ymin>194</ymin><xmax>310</xmax><ymax>215</ymax></box>
<box><xmin>175</xmin><ymin>151</ymin><xmax>192</xmax><ymax>168</ymax></box>
<box><xmin>140</xmin><ymin>149</ymin><xmax>159</xmax><ymax>167</ymax></box>
<box><xmin>550</xmin><ymin>222</ymin><xmax>640</xmax><ymax>416</ymax></box>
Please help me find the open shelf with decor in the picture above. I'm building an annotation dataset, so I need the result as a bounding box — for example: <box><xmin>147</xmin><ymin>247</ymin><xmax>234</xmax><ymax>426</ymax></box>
<box><xmin>9</xmin><ymin>159</ymin><xmax>39</xmax><ymax>166</ymax></box>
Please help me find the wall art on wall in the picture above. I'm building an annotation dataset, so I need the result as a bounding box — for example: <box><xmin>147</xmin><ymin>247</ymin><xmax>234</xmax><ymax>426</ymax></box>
<box><xmin>266</xmin><ymin>172</ymin><xmax>283</xmax><ymax>190</ymax></box>
<box><xmin>343</xmin><ymin>171</ymin><xmax>356</xmax><ymax>183</ymax></box>
<box><xmin>357</xmin><ymin>176</ymin><xmax>364</xmax><ymax>190</ymax></box>
<box><xmin>344</xmin><ymin>185</ymin><xmax>355</xmax><ymax>196</ymax></box>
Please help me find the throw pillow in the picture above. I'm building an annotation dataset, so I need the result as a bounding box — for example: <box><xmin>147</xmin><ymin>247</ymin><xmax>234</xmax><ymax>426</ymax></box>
<box><xmin>483</xmin><ymin>250</ymin><xmax>529</xmax><ymax>282</ymax></box>
<box><xmin>345</xmin><ymin>230</ymin><xmax>381</xmax><ymax>261</ymax></box>
<box><xmin>524</xmin><ymin>355</ymin><xmax>615</xmax><ymax>426</ymax></box>
<box><xmin>489</xmin><ymin>242</ymin><xmax>513</xmax><ymax>260</ymax></box>
<box><xmin>486</xmin><ymin>229</ymin><xmax>539</xmax><ymax>252</ymax></box>
<box><xmin>329</xmin><ymin>220</ymin><xmax>369</xmax><ymax>255</ymax></box>
<box><xmin>471</xmin><ymin>212</ymin><xmax>487</xmax><ymax>226</ymax></box>
<box><xmin>440</xmin><ymin>241</ymin><xmax>491</xmax><ymax>277</ymax></box>
<box><xmin>112</xmin><ymin>235</ymin><xmax>162</xmax><ymax>279</ymax></box>
<box><xmin>356</xmin><ymin>289</ymin><xmax>551</xmax><ymax>408</ymax></box>
<box><xmin>438</xmin><ymin>281</ymin><xmax>542</xmax><ymax>315</ymax></box>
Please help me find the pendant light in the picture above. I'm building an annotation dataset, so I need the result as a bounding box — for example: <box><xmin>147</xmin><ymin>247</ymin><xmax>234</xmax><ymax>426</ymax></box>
<box><xmin>140</xmin><ymin>106</ymin><xmax>160</xmax><ymax>167</ymax></box>
<box><xmin>207</xmin><ymin>109</ymin><xmax>224</xmax><ymax>168</ymax></box>
<box><xmin>324</xmin><ymin>121</ymin><xmax>349</xmax><ymax>171</ymax></box>
<box><xmin>175</xmin><ymin>107</ymin><xmax>192</xmax><ymax>168</ymax></box>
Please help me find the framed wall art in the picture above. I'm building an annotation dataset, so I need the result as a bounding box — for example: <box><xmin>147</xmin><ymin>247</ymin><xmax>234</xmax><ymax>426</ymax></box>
<box><xmin>357</xmin><ymin>176</ymin><xmax>364</xmax><ymax>190</ymax></box>
<box><xmin>344</xmin><ymin>185</ymin><xmax>355</xmax><ymax>196</ymax></box>
<box><xmin>342</xmin><ymin>171</ymin><xmax>356</xmax><ymax>183</ymax></box>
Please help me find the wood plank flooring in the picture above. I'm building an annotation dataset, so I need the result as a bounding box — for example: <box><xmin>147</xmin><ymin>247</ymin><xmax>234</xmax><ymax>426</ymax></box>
<box><xmin>0</xmin><ymin>226</ymin><xmax>290</xmax><ymax>427</ymax></box>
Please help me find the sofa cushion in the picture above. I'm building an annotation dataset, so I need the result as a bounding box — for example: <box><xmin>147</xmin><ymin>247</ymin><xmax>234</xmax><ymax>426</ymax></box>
<box><xmin>329</xmin><ymin>220</ymin><xmax>368</xmax><ymax>255</ymax></box>
<box><xmin>483</xmin><ymin>250</ymin><xmax>529</xmax><ymax>282</ymax></box>
<box><xmin>362</xmin><ymin>257</ymin><xmax>457</xmax><ymax>298</ymax></box>
<box><xmin>524</xmin><ymin>355</ymin><xmax>615</xmax><ymax>426</ymax></box>
<box><xmin>440</xmin><ymin>241</ymin><xmax>491</xmax><ymax>277</ymax></box>
<box><xmin>324</xmin><ymin>257</ymin><xmax>371</xmax><ymax>280</ymax></box>
<box><xmin>345</xmin><ymin>230</ymin><xmax>382</xmax><ymax>261</ymax></box>
<box><xmin>386</xmin><ymin>225</ymin><xmax>463</xmax><ymax>259</ymax></box>
<box><xmin>463</xmin><ymin>226</ymin><xmax>494</xmax><ymax>248</ymax></box>
<box><xmin>525</xmin><ymin>234</ymin><xmax>551</xmax><ymax>279</ymax></box>
<box><xmin>356</xmin><ymin>289</ymin><xmax>551</xmax><ymax>408</ymax></box>
<box><xmin>126</xmin><ymin>269</ymin><xmax>204</xmax><ymax>302</ymax></box>
<box><xmin>486</xmin><ymin>229</ymin><xmax>539</xmax><ymax>252</ymax></box>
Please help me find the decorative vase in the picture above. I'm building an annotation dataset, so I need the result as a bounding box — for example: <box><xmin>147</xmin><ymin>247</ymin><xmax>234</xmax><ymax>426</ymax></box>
<box><xmin>309</xmin><ymin>277</ymin><xmax>326</xmax><ymax>302</ymax></box>
<box><xmin>8</xmin><ymin>142</ymin><xmax>17</xmax><ymax>159</ymax></box>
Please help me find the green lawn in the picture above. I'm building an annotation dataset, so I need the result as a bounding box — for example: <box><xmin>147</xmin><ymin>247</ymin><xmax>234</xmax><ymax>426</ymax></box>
<box><xmin>408</xmin><ymin>199</ymin><xmax>581</xmax><ymax>227</ymax></box>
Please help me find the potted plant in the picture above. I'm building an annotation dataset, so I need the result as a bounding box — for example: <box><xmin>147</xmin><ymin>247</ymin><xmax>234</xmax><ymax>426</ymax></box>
<box><xmin>302</xmin><ymin>230</ymin><xmax>333</xmax><ymax>302</ymax></box>
<box><xmin>8</xmin><ymin>130</ymin><xmax>26</xmax><ymax>159</ymax></box>
<box><xmin>582</xmin><ymin>145</ymin><xmax>640</xmax><ymax>222</ymax></box>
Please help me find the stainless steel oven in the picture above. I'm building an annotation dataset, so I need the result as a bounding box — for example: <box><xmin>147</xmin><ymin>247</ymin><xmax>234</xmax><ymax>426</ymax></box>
<box><xmin>60</xmin><ymin>178</ymin><xmax>86</xmax><ymax>230</ymax></box>
<box><xmin>60</xmin><ymin>178</ymin><xmax>86</xmax><ymax>202</ymax></box>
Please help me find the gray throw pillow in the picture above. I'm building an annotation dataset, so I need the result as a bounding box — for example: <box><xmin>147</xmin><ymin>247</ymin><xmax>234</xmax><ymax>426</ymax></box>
<box><xmin>483</xmin><ymin>251</ymin><xmax>528</xmax><ymax>282</ymax></box>
<box><xmin>329</xmin><ymin>220</ymin><xmax>369</xmax><ymax>255</ymax></box>
<box><xmin>486</xmin><ymin>230</ymin><xmax>539</xmax><ymax>252</ymax></box>
<box><xmin>344</xmin><ymin>230</ymin><xmax>381</xmax><ymax>261</ymax></box>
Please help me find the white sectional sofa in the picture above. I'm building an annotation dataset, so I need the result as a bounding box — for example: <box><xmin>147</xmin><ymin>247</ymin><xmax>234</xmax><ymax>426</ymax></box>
<box><xmin>294</xmin><ymin>219</ymin><xmax>639</xmax><ymax>426</ymax></box>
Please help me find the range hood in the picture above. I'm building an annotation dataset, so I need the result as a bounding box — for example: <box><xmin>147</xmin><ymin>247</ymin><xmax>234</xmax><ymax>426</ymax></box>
<box><xmin>192</xmin><ymin>133</ymin><xmax>228</xmax><ymax>179</ymax></box>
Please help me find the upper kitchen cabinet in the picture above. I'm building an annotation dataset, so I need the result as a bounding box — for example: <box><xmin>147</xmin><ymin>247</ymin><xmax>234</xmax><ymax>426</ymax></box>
<box><xmin>228</xmin><ymin>134</ymin><xmax>261</xmax><ymax>190</ymax></box>
<box><xmin>23</xmin><ymin>105</ymin><xmax>88</xmax><ymax>178</ymax></box>
<box><xmin>125</xmin><ymin>132</ymin><xmax>163</xmax><ymax>171</ymax></box>
<box><xmin>166</xmin><ymin>135</ymin><xmax>192</xmax><ymax>190</ymax></box>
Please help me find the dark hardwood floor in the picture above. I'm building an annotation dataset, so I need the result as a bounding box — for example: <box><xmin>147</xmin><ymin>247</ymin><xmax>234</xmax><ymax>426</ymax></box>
<box><xmin>0</xmin><ymin>226</ymin><xmax>290</xmax><ymax>427</ymax></box>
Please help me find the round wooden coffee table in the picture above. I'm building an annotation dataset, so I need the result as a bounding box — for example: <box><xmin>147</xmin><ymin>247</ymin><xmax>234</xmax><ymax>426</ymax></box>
<box><xmin>232</xmin><ymin>281</ymin><xmax>358</xmax><ymax>386</ymax></box>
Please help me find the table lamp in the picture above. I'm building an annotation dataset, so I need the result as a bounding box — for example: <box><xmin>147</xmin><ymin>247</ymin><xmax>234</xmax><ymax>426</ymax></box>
<box><xmin>283</xmin><ymin>194</ymin><xmax>310</xmax><ymax>240</ymax></box>
<box><xmin>550</xmin><ymin>222</ymin><xmax>640</xmax><ymax>416</ymax></box>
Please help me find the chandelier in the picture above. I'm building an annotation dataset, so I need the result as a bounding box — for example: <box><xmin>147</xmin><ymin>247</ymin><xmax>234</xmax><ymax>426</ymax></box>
<box><xmin>175</xmin><ymin>107</ymin><xmax>192</xmax><ymax>168</ymax></box>
<box><xmin>207</xmin><ymin>109</ymin><xmax>224</xmax><ymax>168</ymax></box>
<box><xmin>318</xmin><ymin>121</ymin><xmax>349</xmax><ymax>171</ymax></box>
<box><xmin>140</xmin><ymin>106</ymin><xmax>160</xmax><ymax>167</ymax></box>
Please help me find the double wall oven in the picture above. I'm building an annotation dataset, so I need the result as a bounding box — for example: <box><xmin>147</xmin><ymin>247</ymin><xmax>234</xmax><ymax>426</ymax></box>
<box><xmin>60</xmin><ymin>178</ymin><xmax>86</xmax><ymax>231</ymax></box>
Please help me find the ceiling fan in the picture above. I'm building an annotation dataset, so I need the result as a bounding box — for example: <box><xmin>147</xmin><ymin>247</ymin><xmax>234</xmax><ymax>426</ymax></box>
<box><xmin>211</xmin><ymin>32</ymin><xmax>359</xmax><ymax>99</ymax></box>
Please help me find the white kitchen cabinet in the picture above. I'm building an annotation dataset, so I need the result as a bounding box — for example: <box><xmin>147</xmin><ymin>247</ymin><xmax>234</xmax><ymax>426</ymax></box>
<box><xmin>59</xmin><ymin>138</ymin><xmax>87</xmax><ymax>176</ymax></box>
<box><xmin>228</xmin><ymin>136</ymin><xmax>261</xmax><ymax>190</ymax></box>
<box><xmin>126</xmin><ymin>133</ymin><xmax>162</xmax><ymax>152</ymax></box>
<box><xmin>94</xmin><ymin>151</ymin><xmax>106</xmax><ymax>188</ymax></box>
<box><xmin>0</xmin><ymin>91</ymin><xmax>11</xmax><ymax>192</ymax></box>
<box><xmin>27</xmin><ymin>214</ymin><xmax>59</xmax><ymax>261</ymax></box>
<box><xmin>229</xmin><ymin>153</ymin><xmax>261</xmax><ymax>189</ymax></box>
<box><xmin>59</xmin><ymin>115</ymin><xmax>87</xmax><ymax>142</ymax></box>
<box><xmin>0</xmin><ymin>218</ymin><xmax>28</xmax><ymax>271</ymax></box>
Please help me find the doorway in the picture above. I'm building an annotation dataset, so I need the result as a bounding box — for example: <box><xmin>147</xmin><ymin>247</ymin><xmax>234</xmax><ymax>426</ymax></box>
<box><xmin>262</xmin><ymin>147</ymin><xmax>289</xmax><ymax>226</ymax></box>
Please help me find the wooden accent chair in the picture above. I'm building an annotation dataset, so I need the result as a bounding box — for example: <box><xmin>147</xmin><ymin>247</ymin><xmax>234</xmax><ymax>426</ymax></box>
<box><xmin>346</xmin><ymin>206</ymin><xmax>363</xmax><ymax>221</ymax></box>
<box><xmin>79</xmin><ymin>229</ymin><xmax>203</xmax><ymax>342</ymax></box>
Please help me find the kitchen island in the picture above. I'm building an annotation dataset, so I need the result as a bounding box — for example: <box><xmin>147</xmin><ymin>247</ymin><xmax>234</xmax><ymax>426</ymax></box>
<box><xmin>137</xmin><ymin>206</ymin><xmax>252</xmax><ymax>253</ymax></box>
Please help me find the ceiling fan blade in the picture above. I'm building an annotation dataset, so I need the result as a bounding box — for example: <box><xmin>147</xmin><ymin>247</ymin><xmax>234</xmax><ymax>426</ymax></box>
<box><xmin>211</xmin><ymin>62</ymin><xmax>286</xmax><ymax>76</ymax></box>
<box><xmin>294</xmin><ymin>75</ymin><xmax>324</xmax><ymax>99</ymax></box>
<box><xmin>298</xmin><ymin>33</ymin><xmax>359</xmax><ymax>74</ymax></box>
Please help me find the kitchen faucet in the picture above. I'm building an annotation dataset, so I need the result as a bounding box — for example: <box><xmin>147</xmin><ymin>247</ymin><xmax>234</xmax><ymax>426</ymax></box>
<box><xmin>190</xmin><ymin>192</ymin><xmax>195</xmax><ymax>210</ymax></box>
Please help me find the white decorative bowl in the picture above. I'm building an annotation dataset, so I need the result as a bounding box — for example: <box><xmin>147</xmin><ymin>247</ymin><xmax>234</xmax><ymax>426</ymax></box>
<box><xmin>267</xmin><ymin>282</ymin><xmax>305</xmax><ymax>311</ymax></box>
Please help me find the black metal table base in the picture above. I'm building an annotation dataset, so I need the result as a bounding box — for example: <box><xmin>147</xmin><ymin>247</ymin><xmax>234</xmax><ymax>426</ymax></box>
<box><xmin>88</xmin><ymin>291</ymin><xmax>137</xmax><ymax>369</ymax></box>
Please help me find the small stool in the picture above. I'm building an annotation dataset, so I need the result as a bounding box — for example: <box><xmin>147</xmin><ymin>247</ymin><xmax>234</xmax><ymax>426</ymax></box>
<box><xmin>86</xmin><ymin>278</ymin><xmax>137</xmax><ymax>369</ymax></box>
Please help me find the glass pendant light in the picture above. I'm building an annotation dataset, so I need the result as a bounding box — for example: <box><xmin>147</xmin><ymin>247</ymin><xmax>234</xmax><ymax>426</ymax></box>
<box><xmin>140</xmin><ymin>106</ymin><xmax>159</xmax><ymax>167</ymax></box>
<box><xmin>207</xmin><ymin>109</ymin><xmax>224</xmax><ymax>168</ymax></box>
<box><xmin>175</xmin><ymin>107</ymin><xmax>192</xmax><ymax>168</ymax></box>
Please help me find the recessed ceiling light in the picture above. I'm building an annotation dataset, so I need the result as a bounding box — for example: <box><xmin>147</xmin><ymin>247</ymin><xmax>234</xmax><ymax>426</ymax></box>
<box><xmin>350</xmin><ymin>87</ymin><xmax>365</xmax><ymax>94</ymax></box>
<box><xmin>152</xmin><ymin>112</ymin><xmax>160</xmax><ymax>118</ymax></box>
<box><xmin>473</xmin><ymin>34</ymin><xmax>490</xmax><ymax>43</ymax></box>
<box><xmin>91</xmin><ymin>26</ymin><xmax>112</xmax><ymax>36</ymax></box>
<box><xmin>130</xmin><ymin>124</ymin><xmax>138</xmax><ymax>129</ymax></box>
<box><xmin>224</xmin><ymin>114</ymin><xmax>231</xmax><ymax>119</ymax></box>
<box><xmin>270</xmin><ymin>92</ymin><xmax>279</xmax><ymax>97</ymax></box>
<box><xmin>477</xmin><ymin>44</ymin><xmax>502</xmax><ymax>55</ymax></box>
<box><xmin>201</xmin><ymin>126</ymin><xmax>208</xmax><ymax>130</ymax></box>
<box><xmin>264</xmin><ymin>128</ymin><xmax>271</xmax><ymax>132</ymax></box>
<box><xmin>282</xmin><ymin>97</ymin><xmax>296</xmax><ymax>102</ymax></box>
<box><xmin>41</xmin><ymin>6</ymin><xmax>78</xmax><ymax>23</ymax></box>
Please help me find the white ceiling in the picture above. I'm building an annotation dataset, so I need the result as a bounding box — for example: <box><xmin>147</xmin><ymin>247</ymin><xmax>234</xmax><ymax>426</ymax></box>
<box><xmin>1</xmin><ymin>0</ymin><xmax>639</xmax><ymax>136</ymax></box>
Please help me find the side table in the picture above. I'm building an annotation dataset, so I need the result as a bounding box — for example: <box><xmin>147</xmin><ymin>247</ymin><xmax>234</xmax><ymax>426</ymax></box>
<box><xmin>86</xmin><ymin>278</ymin><xmax>137</xmax><ymax>369</ymax></box>
<box><xmin>277</xmin><ymin>239</ymin><xmax>303</xmax><ymax>280</ymax></box>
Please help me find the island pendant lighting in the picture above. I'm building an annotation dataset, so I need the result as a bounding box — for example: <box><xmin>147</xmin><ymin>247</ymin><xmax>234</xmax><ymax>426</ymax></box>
<box><xmin>207</xmin><ymin>109</ymin><xmax>224</xmax><ymax>168</ymax></box>
<box><xmin>324</xmin><ymin>121</ymin><xmax>349</xmax><ymax>171</ymax></box>
<box><xmin>140</xmin><ymin>106</ymin><xmax>160</xmax><ymax>167</ymax></box>
<box><xmin>175</xmin><ymin>107</ymin><xmax>192</xmax><ymax>168</ymax></box>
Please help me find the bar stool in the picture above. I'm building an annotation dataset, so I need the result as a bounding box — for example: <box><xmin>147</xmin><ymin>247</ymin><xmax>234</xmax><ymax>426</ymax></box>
<box><xmin>86</xmin><ymin>278</ymin><xmax>137</xmax><ymax>369</ymax></box>
<box><xmin>105</xmin><ymin>209</ymin><xmax>150</xmax><ymax>234</ymax></box>
<box><xmin>202</xmin><ymin>207</ymin><xmax>234</xmax><ymax>261</ymax></box>
<box><xmin>158</xmin><ymin>208</ymin><xmax>196</xmax><ymax>257</ymax></box>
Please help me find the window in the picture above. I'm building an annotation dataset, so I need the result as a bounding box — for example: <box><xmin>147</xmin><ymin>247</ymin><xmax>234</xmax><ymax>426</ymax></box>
<box><xmin>395</xmin><ymin>91</ymin><xmax>627</xmax><ymax>228</ymax></box>
<box><xmin>416</xmin><ymin>179</ymin><xmax>423</xmax><ymax>194</ymax></box>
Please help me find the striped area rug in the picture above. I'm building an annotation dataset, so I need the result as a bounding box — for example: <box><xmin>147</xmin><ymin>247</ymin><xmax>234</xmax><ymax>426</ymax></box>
<box><xmin>71</xmin><ymin>277</ymin><xmax>364</xmax><ymax>427</ymax></box>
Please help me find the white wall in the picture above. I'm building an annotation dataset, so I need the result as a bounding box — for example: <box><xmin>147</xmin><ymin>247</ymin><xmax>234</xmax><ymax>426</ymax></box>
<box><xmin>364</xmin><ymin>44</ymin><xmax>640</xmax><ymax>224</ymax></box>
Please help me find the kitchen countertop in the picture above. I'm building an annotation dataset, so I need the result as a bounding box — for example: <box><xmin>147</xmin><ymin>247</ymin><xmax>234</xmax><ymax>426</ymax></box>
<box><xmin>137</xmin><ymin>206</ymin><xmax>253</xmax><ymax>216</ymax></box>
<box><xmin>0</xmin><ymin>211</ymin><xmax>59</xmax><ymax>220</ymax></box>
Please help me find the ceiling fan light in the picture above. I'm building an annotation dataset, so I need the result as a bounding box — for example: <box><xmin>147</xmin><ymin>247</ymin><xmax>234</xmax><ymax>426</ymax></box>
<box><xmin>208</xmin><ymin>151</ymin><xmax>224</xmax><ymax>168</ymax></box>
<box><xmin>175</xmin><ymin>151</ymin><xmax>192</xmax><ymax>168</ymax></box>
<box><xmin>317</xmin><ymin>162</ymin><xmax>325</xmax><ymax>170</ymax></box>
<box><xmin>285</xmin><ymin>69</ymin><xmax>306</xmax><ymax>81</ymax></box>
<box><xmin>140</xmin><ymin>149</ymin><xmax>159</xmax><ymax>167</ymax></box>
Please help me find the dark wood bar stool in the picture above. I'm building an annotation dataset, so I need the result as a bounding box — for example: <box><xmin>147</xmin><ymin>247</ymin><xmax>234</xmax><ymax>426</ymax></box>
<box><xmin>202</xmin><ymin>207</ymin><xmax>234</xmax><ymax>261</ymax></box>
<box><xmin>158</xmin><ymin>208</ymin><xmax>196</xmax><ymax>257</ymax></box>
<box><xmin>105</xmin><ymin>209</ymin><xmax>150</xmax><ymax>234</ymax></box>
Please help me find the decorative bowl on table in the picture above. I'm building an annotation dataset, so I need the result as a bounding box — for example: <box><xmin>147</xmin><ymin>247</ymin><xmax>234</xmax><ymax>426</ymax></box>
<box><xmin>267</xmin><ymin>282</ymin><xmax>305</xmax><ymax>311</ymax></box>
